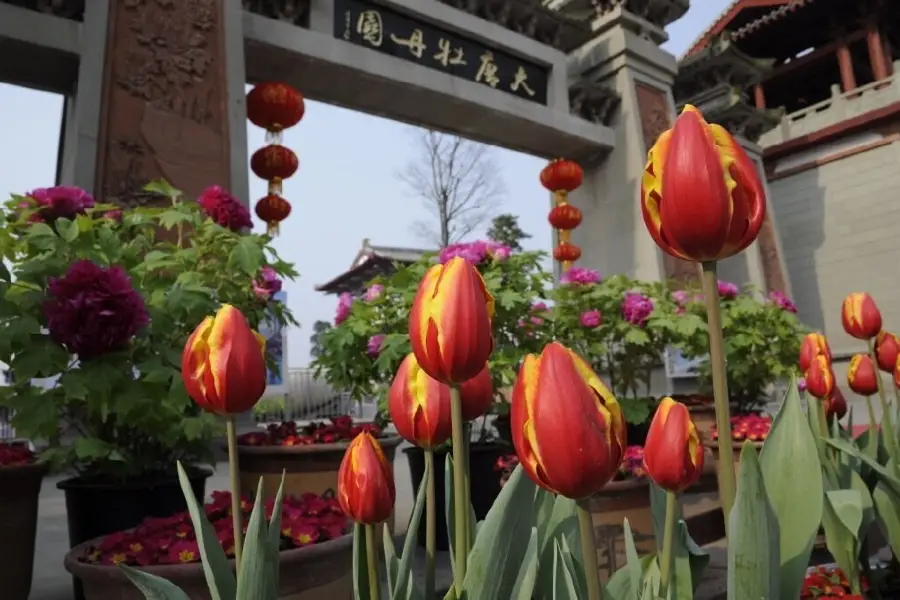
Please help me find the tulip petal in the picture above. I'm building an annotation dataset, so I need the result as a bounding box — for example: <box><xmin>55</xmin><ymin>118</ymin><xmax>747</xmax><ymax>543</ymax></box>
<box><xmin>182</xmin><ymin>316</ymin><xmax>218</xmax><ymax>411</ymax></box>
<box><xmin>644</xmin><ymin>399</ymin><xmax>700</xmax><ymax>492</ymax></box>
<box><xmin>206</xmin><ymin>304</ymin><xmax>267</xmax><ymax>413</ymax></box>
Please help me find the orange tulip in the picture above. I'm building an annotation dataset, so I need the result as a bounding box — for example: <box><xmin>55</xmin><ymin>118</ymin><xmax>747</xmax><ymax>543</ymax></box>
<box><xmin>388</xmin><ymin>354</ymin><xmax>452</xmax><ymax>449</ymax></box>
<box><xmin>848</xmin><ymin>354</ymin><xmax>879</xmax><ymax>396</ymax></box>
<box><xmin>640</xmin><ymin>105</ymin><xmax>766</xmax><ymax>262</ymax></box>
<box><xmin>875</xmin><ymin>331</ymin><xmax>900</xmax><ymax>373</ymax></box>
<box><xmin>181</xmin><ymin>304</ymin><xmax>267</xmax><ymax>415</ymax></box>
<box><xmin>459</xmin><ymin>366</ymin><xmax>494</xmax><ymax>421</ymax></box>
<box><xmin>841</xmin><ymin>293</ymin><xmax>882</xmax><ymax>340</ymax></box>
<box><xmin>408</xmin><ymin>257</ymin><xmax>494</xmax><ymax>385</ymax></box>
<box><xmin>805</xmin><ymin>354</ymin><xmax>835</xmax><ymax>399</ymax></box>
<box><xmin>337</xmin><ymin>432</ymin><xmax>395</xmax><ymax>525</ymax></box>
<box><xmin>510</xmin><ymin>342</ymin><xmax>626</xmax><ymax>499</ymax></box>
<box><xmin>799</xmin><ymin>332</ymin><xmax>831</xmax><ymax>373</ymax></box>
<box><xmin>643</xmin><ymin>397</ymin><xmax>704</xmax><ymax>493</ymax></box>
<box><xmin>824</xmin><ymin>387</ymin><xmax>848</xmax><ymax>421</ymax></box>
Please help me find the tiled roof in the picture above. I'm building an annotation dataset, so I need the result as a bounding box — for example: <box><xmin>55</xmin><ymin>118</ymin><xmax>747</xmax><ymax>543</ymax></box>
<box><xmin>731</xmin><ymin>0</ymin><xmax>821</xmax><ymax>39</ymax></box>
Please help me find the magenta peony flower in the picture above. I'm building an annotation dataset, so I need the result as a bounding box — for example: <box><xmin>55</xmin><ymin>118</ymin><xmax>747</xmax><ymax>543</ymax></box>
<box><xmin>797</xmin><ymin>377</ymin><xmax>807</xmax><ymax>392</ymax></box>
<box><xmin>23</xmin><ymin>186</ymin><xmax>95</xmax><ymax>222</ymax></box>
<box><xmin>580</xmin><ymin>310</ymin><xmax>601</xmax><ymax>328</ymax></box>
<box><xmin>622</xmin><ymin>293</ymin><xmax>654</xmax><ymax>327</ymax></box>
<box><xmin>717</xmin><ymin>281</ymin><xmax>740</xmax><ymax>299</ymax></box>
<box><xmin>672</xmin><ymin>290</ymin><xmax>690</xmax><ymax>306</ymax></box>
<box><xmin>768</xmin><ymin>290</ymin><xmax>798</xmax><ymax>313</ymax></box>
<box><xmin>103</xmin><ymin>210</ymin><xmax>123</xmax><ymax>223</ymax></box>
<box><xmin>438</xmin><ymin>241</ymin><xmax>511</xmax><ymax>265</ymax></box>
<box><xmin>198</xmin><ymin>186</ymin><xmax>252</xmax><ymax>231</ymax></box>
<box><xmin>364</xmin><ymin>284</ymin><xmax>384</xmax><ymax>302</ymax></box>
<box><xmin>490</xmin><ymin>245</ymin><xmax>511</xmax><ymax>261</ymax></box>
<box><xmin>44</xmin><ymin>260</ymin><xmax>149</xmax><ymax>358</ymax></box>
<box><xmin>334</xmin><ymin>292</ymin><xmax>353</xmax><ymax>325</ymax></box>
<box><xmin>367</xmin><ymin>334</ymin><xmax>385</xmax><ymax>357</ymax></box>
<box><xmin>252</xmin><ymin>267</ymin><xmax>282</xmax><ymax>301</ymax></box>
<box><xmin>559</xmin><ymin>267</ymin><xmax>601</xmax><ymax>285</ymax></box>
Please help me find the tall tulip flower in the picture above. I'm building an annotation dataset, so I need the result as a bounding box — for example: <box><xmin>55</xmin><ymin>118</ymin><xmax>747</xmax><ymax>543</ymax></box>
<box><xmin>824</xmin><ymin>387</ymin><xmax>848</xmax><ymax>421</ymax></box>
<box><xmin>848</xmin><ymin>354</ymin><xmax>879</xmax><ymax>396</ymax></box>
<box><xmin>841</xmin><ymin>292</ymin><xmax>882</xmax><ymax>340</ymax></box>
<box><xmin>799</xmin><ymin>332</ymin><xmax>832</xmax><ymax>373</ymax></box>
<box><xmin>643</xmin><ymin>397</ymin><xmax>704</xmax><ymax>493</ymax></box>
<box><xmin>875</xmin><ymin>331</ymin><xmax>900</xmax><ymax>373</ymax></box>
<box><xmin>337</xmin><ymin>432</ymin><xmax>396</xmax><ymax>525</ymax></box>
<box><xmin>805</xmin><ymin>354</ymin><xmax>835</xmax><ymax>399</ymax></box>
<box><xmin>408</xmin><ymin>256</ymin><xmax>494</xmax><ymax>385</ymax></box>
<box><xmin>388</xmin><ymin>353</ymin><xmax>451</xmax><ymax>449</ymax></box>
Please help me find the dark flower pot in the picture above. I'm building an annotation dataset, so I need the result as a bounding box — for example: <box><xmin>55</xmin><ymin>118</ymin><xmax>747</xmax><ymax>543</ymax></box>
<box><xmin>0</xmin><ymin>462</ymin><xmax>47</xmax><ymax>600</ymax></box>
<box><xmin>404</xmin><ymin>443</ymin><xmax>505</xmax><ymax>551</ymax></box>
<box><xmin>58</xmin><ymin>467</ymin><xmax>212</xmax><ymax>600</ymax></box>
<box><xmin>493</xmin><ymin>414</ymin><xmax>512</xmax><ymax>446</ymax></box>
<box><xmin>625</xmin><ymin>420</ymin><xmax>651</xmax><ymax>446</ymax></box>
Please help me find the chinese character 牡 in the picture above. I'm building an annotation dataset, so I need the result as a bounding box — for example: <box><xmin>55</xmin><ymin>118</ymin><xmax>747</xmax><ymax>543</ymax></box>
<box><xmin>510</xmin><ymin>66</ymin><xmax>536</xmax><ymax>97</ymax></box>
<box><xmin>475</xmin><ymin>51</ymin><xmax>500</xmax><ymax>88</ymax></box>
<box><xmin>390</xmin><ymin>29</ymin><xmax>427</xmax><ymax>59</ymax></box>
<box><xmin>434</xmin><ymin>38</ymin><xmax>467</xmax><ymax>67</ymax></box>
<box><xmin>356</xmin><ymin>10</ymin><xmax>383</xmax><ymax>47</ymax></box>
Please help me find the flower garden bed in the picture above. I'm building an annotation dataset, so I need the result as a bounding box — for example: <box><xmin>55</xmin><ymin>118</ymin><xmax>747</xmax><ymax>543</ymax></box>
<box><xmin>0</xmin><ymin>442</ymin><xmax>44</xmax><ymax>600</ymax></box>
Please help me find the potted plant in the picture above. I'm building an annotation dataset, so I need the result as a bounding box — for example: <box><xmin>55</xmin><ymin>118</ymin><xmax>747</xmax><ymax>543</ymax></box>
<box><xmin>0</xmin><ymin>441</ymin><xmax>45</xmax><ymax>600</ymax></box>
<box><xmin>0</xmin><ymin>182</ymin><xmax>296</xmax><ymax>597</ymax></box>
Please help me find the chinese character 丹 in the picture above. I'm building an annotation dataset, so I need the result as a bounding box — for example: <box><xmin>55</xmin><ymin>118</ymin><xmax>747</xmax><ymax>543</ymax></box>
<box><xmin>510</xmin><ymin>66</ymin><xmax>536</xmax><ymax>97</ymax></box>
<box><xmin>475</xmin><ymin>51</ymin><xmax>500</xmax><ymax>88</ymax></box>
<box><xmin>390</xmin><ymin>29</ymin><xmax>427</xmax><ymax>59</ymax></box>
<box><xmin>433</xmin><ymin>38</ymin><xmax>466</xmax><ymax>67</ymax></box>
<box><xmin>356</xmin><ymin>10</ymin><xmax>383</xmax><ymax>47</ymax></box>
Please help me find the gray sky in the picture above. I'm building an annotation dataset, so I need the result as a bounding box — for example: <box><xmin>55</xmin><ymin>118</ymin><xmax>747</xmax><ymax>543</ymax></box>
<box><xmin>0</xmin><ymin>2</ymin><xmax>729</xmax><ymax>368</ymax></box>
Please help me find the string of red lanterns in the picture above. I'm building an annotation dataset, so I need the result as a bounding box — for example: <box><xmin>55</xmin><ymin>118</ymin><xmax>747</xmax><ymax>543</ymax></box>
<box><xmin>540</xmin><ymin>158</ymin><xmax>584</xmax><ymax>272</ymax></box>
<box><xmin>246</xmin><ymin>82</ymin><xmax>306</xmax><ymax>236</ymax></box>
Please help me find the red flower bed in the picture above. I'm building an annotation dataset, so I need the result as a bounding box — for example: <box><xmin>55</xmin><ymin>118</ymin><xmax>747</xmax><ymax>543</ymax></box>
<box><xmin>495</xmin><ymin>446</ymin><xmax>646</xmax><ymax>487</ymax></box>
<box><xmin>801</xmin><ymin>565</ymin><xmax>866</xmax><ymax>599</ymax></box>
<box><xmin>79</xmin><ymin>491</ymin><xmax>349</xmax><ymax>566</ymax></box>
<box><xmin>238</xmin><ymin>416</ymin><xmax>382</xmax><ymax>446</ymax></box>
<box><xmin>710</xmin><ymin>413</ymin><xmax>771</xmax><ymax>442</ymax></box>
<box><xmin>0</xmin><ymin>441</ymin><xmax>36</xmax><ymax>466</ymax></box>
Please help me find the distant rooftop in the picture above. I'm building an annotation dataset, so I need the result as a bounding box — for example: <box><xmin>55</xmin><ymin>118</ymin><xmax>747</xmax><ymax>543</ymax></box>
<box><xmin>315</xmin><ymin>238</ymin><xmax>434</xmax><ymax>295</ymax></box>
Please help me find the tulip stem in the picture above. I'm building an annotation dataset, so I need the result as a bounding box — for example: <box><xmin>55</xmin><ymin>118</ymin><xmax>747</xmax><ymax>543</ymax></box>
<box><xmin>365</xmin><ymin>524</ymin><xmax>381</xmax><ymax>600</ymax></box>
<box><xmin>449</xmin><ymin>386</ymin><xmax>469</xmax><ymax>594</ymax></box>
<box><xmin>701</xmin><ymin>261</ymin><xmax>736</xmax><ymax>537</ymax></box>
<box><xmin>869</xmin><ymin>341</ymin><xmax>899</xmax><ymax>467</ymax></box>
<box><xmin>225</xmin><ymin>416</ymin><xmax>244</xmax><ymax>573</ymax></box>
<box><xmin>463</xmin><ymin>422</ymin><xmax>472</xmax><ymax>552</ymax></box>
<box><xmin>576</xmin><ymin>500</ymin><xmax>601</xmax><ymax>600</ymax></box>
<box><xmin>424</xmin><ymin>449</ymin><xmax>436</xmax><ymax>600</ymax></box>
<box><xmin>658</xmin><ymin>491</ymin><xmax>678</xmax><ymax>600</ymax></box>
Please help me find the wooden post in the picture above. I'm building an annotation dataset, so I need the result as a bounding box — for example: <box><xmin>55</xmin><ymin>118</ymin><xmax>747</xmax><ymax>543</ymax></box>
<box><xmin>753</xmin><ymin>84</ymin><xmax>766</xmax><ymax>110</ymax></box>
<box><xmin>866</xmin><ymin>23</ymin><xmax>889</xmax><ymax>80</ymax></box>
<box><xmin>836</xmin><ymin>41</ymin><xmax>857</xmax><ymax>92</ymax></box>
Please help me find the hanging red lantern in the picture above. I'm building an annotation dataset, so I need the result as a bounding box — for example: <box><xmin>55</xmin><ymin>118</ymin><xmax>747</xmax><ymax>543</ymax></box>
<box><xmin>540</xmin><ymin>159</ymin><xmax>584</xmax><ymax>194</ymax></box>
<box><xmin>246</xmin><ymin>83</ymin><xmax>305</xmax><ymax>138</ymax></box>
<box><xmin>255</xmin><ymin>194</ymin><xmax>292</xmax><ymax>235</ymax></box>
<box><xmin>553</xmin><ymin>242</ymin><xmax>582</xmax><ymax>262</ymax></box>
<box><xmin>548</xmin><ymin>204</ymin><xmax>582</xmax><ymax>231</ymax></box>
<box><xmin>250</xmin><ymin>145</ymin><xmax>299</xmax><ymax>195</ymax></box>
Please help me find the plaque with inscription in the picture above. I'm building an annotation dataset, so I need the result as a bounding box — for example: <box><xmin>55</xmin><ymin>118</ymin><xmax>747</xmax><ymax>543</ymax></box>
<box><xmin>334</xmin><ymin>0</ymin><xmax>550</xmax><ymax>105</ymax></box>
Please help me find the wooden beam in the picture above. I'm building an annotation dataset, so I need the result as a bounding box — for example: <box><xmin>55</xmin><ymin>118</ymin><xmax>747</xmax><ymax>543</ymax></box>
<box><xmin>764</xmin><ymin>29</ymin><xmax>868</xmax><ymax>82</ymax></box>
<box><xmin>867</xmin><ymin>23</ymin><xmax>890</xmax><ymax>80</ymax></box>
<box><xmin>685</xmin><ymin>0</ymin><xmax>791</xmax><ymax>57</ymax></box>
<box><xmin>837</xmin><ymin>41</ymin><xmax>858</xmax><ymax>91</ymax></box>
<box><xmin>754</xmin><ymin>83</ymin><xmax>766</xmax><ymax>109</ymax></box>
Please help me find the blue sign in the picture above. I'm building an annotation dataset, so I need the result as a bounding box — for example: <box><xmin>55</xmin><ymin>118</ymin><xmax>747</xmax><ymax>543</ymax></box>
<box><xmin>259</xmin><ymin>291</ymin><xmax>288</xmax><ymax>395</ymax></box>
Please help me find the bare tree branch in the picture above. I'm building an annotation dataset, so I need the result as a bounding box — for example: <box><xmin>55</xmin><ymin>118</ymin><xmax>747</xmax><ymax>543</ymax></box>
<box><xmin>397</xmin><ymin>130</ymin><xmax>505</xmax><ymax>248</ymax></box>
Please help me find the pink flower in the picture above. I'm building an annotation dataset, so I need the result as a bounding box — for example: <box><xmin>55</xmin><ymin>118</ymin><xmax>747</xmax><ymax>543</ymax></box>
<box><xmin>103</xmin><ymin>210</ymin><xmax>123</xmax><ymax>223</ymax></box>
<box><xmin>438</xmin><ymin>241</ymin><xmax>511</xmax><ymax>265</ymax></box>
<box><xmin>334</xmin><ymin>292</ymin><xmax>353</xmax><ymax>325</ymax></box>
<box><xmin>490</xmin><ymin>245</ymin><xmax>511</xmax><ymax>261</ymax></box>
<box><xmin>580</xmin><ymin>310</ymin><xmax>601</xmax><ymax>328</ymax></box>
<box><xmin>364</xmin><ymin>284</ymin><xmax>384</xmax><ymax>302</ymax></box>
<box><xmin>559</xmin><ymin>267</ymin><xmax>601</xmax><ymax>285</ymax></box>
<box><xmin>198</xmin><ymin>186</ymin><xmax>252</xmax><ymax>231</ymax></box>
<box><xmin>672</xmin><ymin>290</ymin><xmax>690</xmax><ymax>306</ymax></box>
<box><xmin>367</xmin><ymin>334</ymin><xmax>385</xmax><ymax>357</ymax></box>
<box><xmin>22</xmin><ymin>186</ymin><xmax>95</xmax><ymax>222</ymax></box>
<box><xmin>252</xmin><ymin>267</ymin><xmax>282</xmax><ymax>301</ymax></box>
<box><xmin>717</xmin><ymin>281</ymin><xmax>740</xmax><ymax>299</ymax></box>
<box><xmin>622</xmin><ymin>293</ymin><xmax>653</xmax><ymax>327</ymax></box>
<box><xmin>797</xmin><ymin>377</ymin><xmax>807</xmax><ymax>392</ymax></box>
<box><xmin>768</xmin><ymin>290</ymin><xmax>797</xmax><ymax>313</ymax></box>
<box><xmin>44</xmin><ymin>260</ymin><xmax>149</xmax><ymax>358</ymax></box>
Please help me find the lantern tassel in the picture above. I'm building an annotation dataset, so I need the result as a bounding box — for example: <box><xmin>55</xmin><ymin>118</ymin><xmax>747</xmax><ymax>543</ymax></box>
<box><xmin>554</xmin><ymin>190</ymin><xmax>568</xmax><ymax>206</ymax></box>
<box><xmin>562</xmin><ymin>260</ymin><xmax>573</xmax><ymax>272</ymax></box>
<box><xmin>267</xmin><ymin>221</ymin><xmax>280</xmax><ymax>236</ymax></box>
<box><xmin>559</xmin><ymin>229</ymin><xmax>571</xmax><ymax>244</ymax></box>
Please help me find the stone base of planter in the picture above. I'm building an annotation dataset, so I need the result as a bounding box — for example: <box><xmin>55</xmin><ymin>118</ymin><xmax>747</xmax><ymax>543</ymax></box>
<box><xmin>0</xmin><ymin>462</ymin><xmax>46</xmax><ymax>600</ymax></box>
<box><xmin>706</xmin><ymin>441</ymin><xmax>764</xmax><ymax>478</ymax></box>
<box><xmin>586</xmin><ymin>479</ymin><xmax>655</xmax><ymax>582</ymax></box>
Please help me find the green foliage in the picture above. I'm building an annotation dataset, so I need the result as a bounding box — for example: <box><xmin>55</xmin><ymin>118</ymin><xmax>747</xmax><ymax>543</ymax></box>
<box><xmin>0</xmin><ymin>183</ymin><xmax>297</xmax><ymax>479</ymax></box>
<box><xmin>486</xmin><ymin>213</ymin><xmax>531</xmax><ymax>252</ymax></box>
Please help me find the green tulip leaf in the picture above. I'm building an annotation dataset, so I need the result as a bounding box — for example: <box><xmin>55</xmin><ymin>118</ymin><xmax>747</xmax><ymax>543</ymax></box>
<box><xmin>264</xmin><ymin>472</ymin><xmax>287</xmax><ymax>600</ymax></box>
<box><xmin>825</xmin><ymin>437</ymin><xmax>900</xmax><ymax>497</ymax></box>
<box><xmin>533</xmin><ymin>489</ymin><xmax>579</xmax><ymax>595</ymax></box>
<box><xmin>552</xmin><ymin>540</ymin><xmax>582</xmax><ymax>600</ymax></box>
<box><xmin>820</xmin><ymin>484</ymin><xmax>862</xmax><ymax>587</ymax></box>
<box><xmin>826</xmin><ymin>490</ymin><xmax>865</xmax><ymax>541</ymax></box>
<box><xmin>391</xmin><ymin>454</ymin><xmax>429</xmax><ymax>600</ymax></box>
<box><xmin>648</xmin><ymin>481</ymin><xmax>709</xmax><ymax>595</ymax></box>
<box><xmin>353</xmin><ymin>524</ymin><xmax>372</xmax><ymax>600</ymax></box>
<box><xmin>510</xmin><ymin>528</ymin><xmax>540</xmax><ymax>600</ymax></box>
<box><xmin>872</xmin><ymin>481</ymin><xmax>900</xmax><ymax>560</ymax></box>
<box><xmin>382</xmin><ymin>525</ymin><xmax>399</xmax><ymax>596</ymax></box>
<box><xmin>728</xmin><ymin>443</ymin><xmax>780</xmax><ymax>600</ymax></box>
<box><xmin>445</xmin><ymin>454</ymin><xmax>478</xmax><ymax>577</ymax></box>
<box><xmin>236</xmin><ymin>478</ymin><xmax>271</xmax><ymax>600</ymax></box>
<box><xmin>759</xmin><ymin>378</ymin><xmax>823</xmax><ymax>600</ymax></box>
<box><xmin>118</xmin><ymin>563</ymin><xmax>192</xmax><ymax>600</ymax></box>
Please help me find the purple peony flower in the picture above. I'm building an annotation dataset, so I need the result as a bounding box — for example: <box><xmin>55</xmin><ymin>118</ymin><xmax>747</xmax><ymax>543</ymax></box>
<box><xmin>797</xmin><ymin>377</ymin><xmax>808</xmax><ymax>392</ymax></box>
<box><xmin>44</xmin><ymin>260</ymin><xmax>149</xmax><ymax>358</ymax></box>
<box><xmin>672</xmin><ymin>290</ymin><xmax>690</xmax><ymax>306</ymax></box>
<box><xmin>23</xmin><ymin>186</ymin><xmax>95</xmax><ymax>222</ymax></box>
<box><xmin>559</xmin><ymin>267</ymin><xmax>601</xmax><ymax>285</ymax></box>
<box><xmin>438</xmin><ymin>241</ymin><xmax>511</xmax><ymax>265</ymax></box>
<box><xmin>367</xmin><ymin>334</ymin><xmax>385</xmax><ymax>357</ymax></box>
<box><xmin>198</xmin><ymin>186</ymin><xmax>252</xmax><ymax>232</ymax></box>
<box><xmin>768</xmin><ymin>290</ymin><xmax>798</xmax><ymax>313</ymax></box>
<box><xmin>364</xmin><ymin>284</ymin><xmax>384</xmax><ymax>302</ymax></box>
<box><xmin>580</xmin><ymin>310</ymin><xmax>602</xmax><ymax>328</ymax></box>
<box><xmin>334</xmin><ymin>292</ymin><xmax>353</xmax><ymax>325</ymax></box>
<box><xmin>717</xmin><ymin>281</ymin><xmax>740</xmax><ymax>299</ymax></box>
<box><xmin>622</xmin><ymin>292</ymin><xmax>654</xmax><ymax>327</ymax></box>
<box><xmin>252</xmin><ymin>266</ymin><xmax>282</xmax><ymax>301</ymax></box>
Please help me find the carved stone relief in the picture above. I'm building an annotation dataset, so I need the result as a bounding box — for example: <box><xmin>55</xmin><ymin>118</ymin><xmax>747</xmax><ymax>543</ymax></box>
<box><xmin>569</xmin><ymin>79</ymin><xmax>621</xmax><ymax>126</ymax></box>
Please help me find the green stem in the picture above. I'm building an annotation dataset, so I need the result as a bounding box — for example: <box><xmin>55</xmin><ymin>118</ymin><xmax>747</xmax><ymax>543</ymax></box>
<box><xmin>577</xmin><ymin>500</ymin><xmax>601</xmax><ymax>600</ymax></box>
<box><xmin>424</xmin><ymin>450</ymin><xmax>436</xmax><ymax>600</ymax></box>
<box><xmin>365</xmin><ymin>524</ymin><xmax>381</xmax><ymax>600</ymax></box>
<box><xmin>868</xmin><ymin>340</ymin><xmax>899</xmax><ymax>473</ymax></box>
<box><xmin>701</xmin><ymin>261</ymin><xmax>736</xmax><ymax>537</ymax></box>
<box><xmin>449</xmin><ymin>386</ymin><xmax>469</xmax><ymax>594</ymax></box>
<box><xmin>463</xmin><ymin>422</ymin><xmax>472</xmax><ymax>552</ymax></box>
<box><xmin>226</xmin><ymin>416</ymin><xmax>244</xmax><ymax>573</ymax></box>
<box><xmin>658</xmin><ymin>491</ymin><xmax>678</xmax><ymax>599</ymax></box>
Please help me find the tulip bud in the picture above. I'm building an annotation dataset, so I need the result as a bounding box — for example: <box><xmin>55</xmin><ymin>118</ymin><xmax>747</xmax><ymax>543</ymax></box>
<box><xmin>841</xmin><ymin>292</ymin><xmax>882</xmax><ymax>340</ymax></box>
<box><xmin>388</xmin><ymin>354</ymin><xmax>452</xmax><ymax>449</ymax></box>
<box><xmin>408</xmin><ymin>257</ymin><xmax>494</xmax><ymax>385</ymax></box>
<box><xmin>640</xmin><ymin>105</ymin><xmax>766</xmax><ymax>262</ymax></box>
<box><xmin>643</xmin><ymin>397</ymin><xmax>704</xmax><ymax>493</ymax></box>
<box><xmin>824</xmin><ymin>387</ymin><xmax>847</xmax><ymax>421</ymax></box>
<box><xmin>799</xmin><ymin>332</ymin><xmax>831</xmax><ymax>373</ymax></box>
<box><xmin>181</xmin><ymin>304</ymin><xmax>267</xmax><ymax>415</ymax></box>
<box><xmin>848</xmin><ymin>354</ymin><xmax>879</xmax><ymax>396</ymax></box>
<box><xmin>875</xmin><ymin>331</ymin><xmax>900</xmax><ymax>373</ymax></box>
<box><xmin>804</xmin><ymin>354</ymin><xmax>835</xmax><ymax>399</ymax></box>
<box><xmin>337</xmin><ymin>432</ymin><xmax>395</xmax><ymax>525</ymax></box>
<box><xmin>459</xmin><ymin>366</ymin><xmax>494</xmax><ymax>421</ymax></box>
<box><xmin>510</xmin><ymin>342</ymin><xmax>626</xmax><ymax>499</ymax></box>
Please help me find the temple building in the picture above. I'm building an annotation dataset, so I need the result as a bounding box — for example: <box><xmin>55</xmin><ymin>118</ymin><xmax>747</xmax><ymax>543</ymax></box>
<box><xmin>315</xmin><ymin>239</ymin><xmax>431</xmax><ymax>296</ymax></box>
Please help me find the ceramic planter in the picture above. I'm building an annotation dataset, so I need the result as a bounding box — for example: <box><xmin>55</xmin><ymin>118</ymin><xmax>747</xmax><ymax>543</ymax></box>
<box><xmin>0</xmin><ymin>462</ymin><xmax>46</xmax><ymax>600</ymax></box>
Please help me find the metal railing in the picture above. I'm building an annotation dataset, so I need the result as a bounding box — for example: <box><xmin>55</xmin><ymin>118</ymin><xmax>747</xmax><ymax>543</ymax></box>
<box><xmin>253</xmin><ymin>368</ymin><xmax>379</xmax><ymax>424</ymax></box>
<box><xmin>0</xmin><ymin>407</ymin><xmax>15</xmax><ymax>440</ymax></box>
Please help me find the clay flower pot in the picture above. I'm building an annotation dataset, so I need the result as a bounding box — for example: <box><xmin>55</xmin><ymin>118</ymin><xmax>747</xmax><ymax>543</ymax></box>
<box><xmin>64</xmin><ymin>533</ymin><xmax>353</xmax><ymax>600</ymax></box>
<box><xmin>0</xmin><ymin>461</ymin><xmax>46</xmax><ymax>600</ymax></box>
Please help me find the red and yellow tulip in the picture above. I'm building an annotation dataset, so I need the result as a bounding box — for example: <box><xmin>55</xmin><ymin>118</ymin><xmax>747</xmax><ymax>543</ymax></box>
<box><xmin>875</xmin><ymin>331</ymin><xmax>900</xmax><ymax>373</ymax></box>
<box><xmin>848</xmin><ymin>354</ymin><xmax>879</xmax><ymax>396</ymax></box>
<box><xmin>643</xmin><ymin>397</ymin><xmax>704</xmax><ymax>493</ymax></box>
<box><xmin>388</xmin><ymin>353</ymin><xmax>452</xmax><ymax>449</ymax></box>
<box><xmin>824</xmin><ymin>387</ymin><xmax>848</xmax><ymax>421</ymax></box>
<box><xmin>408</xmin><ymin>257</ymin><xmax>494</xmax><ymax>385</ymax></box>
<box><xmin>841</xmin><ymin>293</ymin><xmax>882</xmax><ymax>340</ymax></box>
<box><xmin>805</xmin><ymin>354</ymin><xmax>835</xmax><ymax>400</ymax></box>
<box><xmin>799</xmin><ymin>332</ymin><xmax>831</xmax><ymax>374</ymax></box>
<box><xmin>181</xmin><ymin>304</ymin><xmax>267</xmax><ymax>415</ymax></box>
<box><xmin>459</xmin><ymin>366</ymin><xmax>494</xmax><ymax>421</ymax></box>
<box><xmin>510</xmin><ymin>342</ymin><xmax>626</xmax><ymax>499</ymax></box>
<box><xmin>337</xmin><ymin>432</ymin><xmax>395</xmax><ymax>525</ymax></box>
<box><xmin>640</xmin><ymin>105</ymin><xmax>766</xmax><ymax>262</ymax></box>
